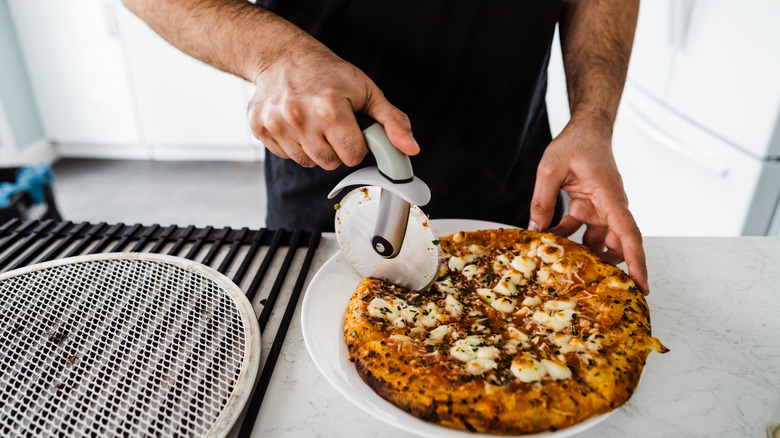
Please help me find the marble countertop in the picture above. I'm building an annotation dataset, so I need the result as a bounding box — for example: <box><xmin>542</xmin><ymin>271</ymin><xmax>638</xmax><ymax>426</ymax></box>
<box><xmin>248</xmin><ymin>235</ymin><xmax>780</xmax><ymax>437</ymax></box>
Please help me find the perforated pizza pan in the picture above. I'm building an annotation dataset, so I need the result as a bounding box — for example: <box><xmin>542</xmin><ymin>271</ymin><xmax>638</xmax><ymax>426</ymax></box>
<box><xmin>0</xmin><ymin>253</ymin><xmax>260</xmax><ymax>437</ymax></box>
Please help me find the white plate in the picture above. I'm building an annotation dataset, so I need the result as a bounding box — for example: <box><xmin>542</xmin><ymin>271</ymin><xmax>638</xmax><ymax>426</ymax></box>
<box><xmin>301</xmin><ymin>219</ymin><xmax>614</xmax><ymax>437</ymax></box>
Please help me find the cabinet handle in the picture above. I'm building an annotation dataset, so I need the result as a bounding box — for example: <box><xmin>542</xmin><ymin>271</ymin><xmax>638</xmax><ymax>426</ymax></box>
<box><xmin>103</xmin><ymin>1</ymin><xmax>119</xmax><ymax>38</ymax></box>
<box><xmin>623</xmin><ymin>100</ymin><xmax>729</xmax><ymax>177</ymax></box>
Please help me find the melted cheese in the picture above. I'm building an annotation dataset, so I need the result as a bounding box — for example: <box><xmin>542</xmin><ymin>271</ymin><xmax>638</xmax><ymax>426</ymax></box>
<box><xmin>389</xmin><ymin>334</ymin><xmax>411</xmax><ymax>343</ymax></box>
<box><xmin>428</xmin><ymin>324</ymin><xmax>451</xmax><ymax>342</ymax></box>
<box><xmin>536</xmin><ymin>266</ymin><xmax>554</xmax><ymax>284</ymax></box>
<box><xmin>450</xmin><ymin>336</ymin><xmax>500</xmax><ymax>362</ymax></box>
<box><xmin>526</xmin><ymin>241</ymin><xmax>540</xmax><ymax>258</ymax></box>
<box><xmin>544</xmin><ymin>298</ymin><xmax>578</xmax><ymax>311</ymax></box>
<box><xmin>506</xmin><ymin>326</ymin><xmax>531</xmax><ymax>348</ymax></box>
<box><xmin>462</xmin><ymin>263</ymin><xmax>480</xmax><ymax>279</ymax></box>
<box><xmin>493</xmin><ymin>272</ymin><xmax>522</xmax><ymax>296</ymax></box>
<box><xmin>510</xmin><ymin>354</ymin><xmax>572</xmax><ymax>382</ymax></box>
<box><xmin>419</xmin><ymin>302</ymin><xmax>444</xmax><ymax>327</ymax></box>
<box><xmin>538</xmin><ymin>243</ymin><xmax>564</xmax><ymax>264</ymax></box>
<box><xmin>448</xmin><ymin>256</ymin><xmax>467</xmax><ymax>272</ymax></box>
<box><xmin>435</xmin><ymin>277</ymin><xmax>459</xmax><ymax>295</ymax></box>
<box><xmin>477</xmin><ymin>288</ymin><xmax>498</xmax><ymax>304</ymax></box>
<box><xmin>521</xmin><ymin>296</ymin><xmax>541</xmax><ymax>307</ymax></box>
<box><xmin>541</xmin><ymin>359</ymin><xmax>572</xmax><ymax>380</ymax></box>
<box><xmin>491</xmin><ymin>297</ymin><xmax>516</xmax><ymax>313</ymax></box>
<box><xmin>367</xmin><ymin>297</ymin><xmax>389</xmax><ymax>319</ymax></box>
<box><xmin>511</xmin><ymin>255</ymin><xmax>538</xmax><ymax>278</ymax></box>
<box><xmin>510</xmin><ymin>354</ymin><xmax>546</xmax><ymax>383</ymax></box>
<box><xmin>603</xmin><ymin>275</ymin><xmax>633</xmax><ymax>291</ymax></box>
<box><xmin>465</xmin><ymin>358</ymin><xmax>497</xmax><ymax>375</ymax></box>
<box><xmin>366</xmin><ymin>297</ymin><xmax>444</xmax><ymax>329</ymax></box>
<box><xmin>493</xmin><ymin>254</ymin><xmax>511</xmax><ymax>272</ymax></box>
<box><xmin>468</xmin><ymin>244</ymin><xmax>486</xmax><ymax>257</ymax></box>
<box><xmin>444</xmin><ymin>294</ymin><xmax>464</xmax><ymax>317</ymax></box>
<box><xmin>530</xmin><ymin>299</ymin><xmax>579</xmax><ymax>331</ymax></box>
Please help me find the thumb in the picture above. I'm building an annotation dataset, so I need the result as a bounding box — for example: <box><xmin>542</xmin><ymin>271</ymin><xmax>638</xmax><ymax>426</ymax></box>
<box><xmin>528</xmin><ymin>163</ymin><xmax>565</xmax><ymax>231</ymax></box>
<box><xmin>362</xmin><ymin>90</ymin><xmax>420</xmax><ymax>156</ymax></box>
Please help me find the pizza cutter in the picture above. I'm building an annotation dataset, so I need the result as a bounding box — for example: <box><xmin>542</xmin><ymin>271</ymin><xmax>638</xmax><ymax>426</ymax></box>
<box><xmin>328</xmin><ymin>117</ymin><xmax>441</xmax><ymax>292</ymax></box>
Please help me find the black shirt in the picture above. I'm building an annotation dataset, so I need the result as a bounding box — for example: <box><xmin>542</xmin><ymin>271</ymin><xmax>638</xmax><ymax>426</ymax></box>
<box><xmin>258</xmin><ymin>0</ymin><xmax>563</xmax><ymax>231</ymax></box>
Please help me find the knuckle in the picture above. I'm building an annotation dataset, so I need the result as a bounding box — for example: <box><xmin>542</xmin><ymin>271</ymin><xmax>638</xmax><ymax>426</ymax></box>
<box><xmin>282</xmin><ymin>100</ymin><xmax>306</xmax><ymax>128</ymax></box>
<box><xmin>264</xmin><ymin>113</ymin><xmax>285</xmax><ymax>135</ymax></box>
<box><xmin>393</xmin><ymin>110</ymin><xmax>411</xmax><ymax>127</ymax></box>
<box><xmin>289</xmin><ymin>151</ymin><xmax>315</xmax><ymax>168</ymax></box>
<box><xmin>310</xmin><ymin>147</ymin><xmax>341</xmax><ymax>169</ymax></box>
<box><xmin>530</xmin><ymin>198</ymin><xmax>551</xmax><ymax>215</ymax></box>
<box><xmin>536</xmin><ymin>162</ymin><xmax>556</xmax><ymax>180</ymax></box>
<box><xmin>336</xmin><ymin>130</ymin><xmax>366</xmax><ymax>167</ymax></box>
<box><xmin>312</xmin><ymin>93</ymin><xmax>340</xmax><ymax>122</ymax></box>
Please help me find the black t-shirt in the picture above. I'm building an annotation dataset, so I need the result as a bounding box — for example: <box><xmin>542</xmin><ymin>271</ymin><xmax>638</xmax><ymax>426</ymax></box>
<box><xmin>258</xmin><ymin>0</ymin><xmax>563</xmax><ymax>231</ymax></box>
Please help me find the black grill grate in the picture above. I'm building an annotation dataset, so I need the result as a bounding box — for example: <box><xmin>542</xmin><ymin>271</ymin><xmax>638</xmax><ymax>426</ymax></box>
<box><xmin>0</xmin><ymin>218</ymin><xmax>322</xmax><ymax>436</ymax></box>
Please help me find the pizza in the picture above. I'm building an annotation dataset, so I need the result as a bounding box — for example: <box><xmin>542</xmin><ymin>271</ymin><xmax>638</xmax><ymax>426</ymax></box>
<box><xmin>343</xmin><ymin>228</ymin><xmax>667</xmax><ymax>434</ymax></box>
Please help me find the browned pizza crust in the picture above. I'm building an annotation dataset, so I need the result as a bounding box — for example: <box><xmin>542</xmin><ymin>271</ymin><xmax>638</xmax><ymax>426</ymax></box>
<box><xmin>344</xmin><ymin>229</ymin><xmax>667</xmax><ymax>435</ymax></box>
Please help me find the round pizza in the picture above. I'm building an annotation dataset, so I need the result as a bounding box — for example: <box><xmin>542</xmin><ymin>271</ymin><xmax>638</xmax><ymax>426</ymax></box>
<box><xmin>343</xmin><ymin>228</ymin><xmax>667</xmax><ymax>434</ymax></box>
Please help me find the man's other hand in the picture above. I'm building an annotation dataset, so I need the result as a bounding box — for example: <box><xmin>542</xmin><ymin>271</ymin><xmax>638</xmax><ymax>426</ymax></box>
<box><xmin>528</xmin><ymin>120</ymin><xmax>649</xmax><ymax>295</ymax></box>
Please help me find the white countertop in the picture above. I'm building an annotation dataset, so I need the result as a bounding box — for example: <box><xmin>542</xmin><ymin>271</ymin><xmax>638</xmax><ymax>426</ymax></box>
<box><xmin>249</xmin><ymin>235</ymin><xmax>780</xmax><ymax>437</ymax></box>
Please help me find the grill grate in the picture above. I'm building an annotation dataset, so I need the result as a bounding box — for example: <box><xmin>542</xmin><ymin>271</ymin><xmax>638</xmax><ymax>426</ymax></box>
<box><xmin>0</xmin><ymin>218</ymin><xmax>322</xmax><ymax>437</ymax></box>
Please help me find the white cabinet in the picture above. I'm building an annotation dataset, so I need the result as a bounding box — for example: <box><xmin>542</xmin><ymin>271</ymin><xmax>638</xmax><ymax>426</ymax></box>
<box><xmin>613</xmin><ymin>87</ymin><xmax>780</xmax><ymax>236</ymax></box>
<box><xmin>114</xmin><ymin>5</ymin><xmax>261</xmax><ymax>161</ymax></box>
<box><xmin>663</xmin><ymin>1</ymin><xmax>780</xmax><ymax>157</ymax></box>
<box><xmin>7</xmin><ymin>0</ymin><xmax>143</xmax><ymax>156</ymax></box>
<box><xmin>8</xmin><ymin>0</ymin><xmax>261</xmax><ymax>161</ymax></box>
<box><xmin>611</xmin><ymin>1</ymin><xmax>780</xmax><ymax>236</ymax></box>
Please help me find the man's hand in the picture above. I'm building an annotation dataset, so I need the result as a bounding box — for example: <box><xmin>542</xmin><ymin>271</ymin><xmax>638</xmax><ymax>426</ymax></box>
<box><xmin>121</xmin><ymin>0</ymin><xmax>418</xmax><ymax>170</ymax></box>
<box><xmin>538</xmin><ymin>0</ymin><xmax>645</xmax><ymax>292</ymax></box>
<box><xmin>528</xmin><ymin>120</ymin><xmax>648</xmax><ymax>294</ymax></box>
<box><xmin>248</xmin><ymin>36</ymin><xmax>419</xmax><ymax>170</ymax></box>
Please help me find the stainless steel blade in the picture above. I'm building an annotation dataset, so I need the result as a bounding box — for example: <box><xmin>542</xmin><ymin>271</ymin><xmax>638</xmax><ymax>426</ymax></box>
<box><xmin>335</xmin><ymin>186</ymin><xmax>441</xmax><ymax>291</ymax></box>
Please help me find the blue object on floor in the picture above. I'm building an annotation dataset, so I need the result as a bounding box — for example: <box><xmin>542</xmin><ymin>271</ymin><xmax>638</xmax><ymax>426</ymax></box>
<box><xmin>0</xmin><ymin>164</ymin><xmax>52</xmax><ymax>207</ymax></box>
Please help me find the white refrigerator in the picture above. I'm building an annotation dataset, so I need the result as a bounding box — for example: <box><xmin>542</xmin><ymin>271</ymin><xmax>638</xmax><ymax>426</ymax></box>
<box><xmin>547</xmin><ymin>0</ymin><xmax>780</xmax><ymax>237</ymax></box>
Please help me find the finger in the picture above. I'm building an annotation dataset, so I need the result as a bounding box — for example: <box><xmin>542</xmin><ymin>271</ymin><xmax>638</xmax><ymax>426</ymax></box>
<box><xmin>311</xmin><ymin>95</ymin><xmax>369</xmax><ymax>167</ymax></box>
<box><xmin>582</xmin><ymin>225</ymin><xmax>608</xmax><ymax>254</ymax></box>
<box><xmin>601</xmin><ymin>232</ymin><xmax>624</xmax><ymax>264</ymax></box>
<box><xmin>598</xmin><ymin>194</ymin><xmax>649</xmax><ymax>294</ymax></box>
<box><xmin>258</xmin><ymin>135</ymin><xmax>289</xmax><ymax>160</ymax></box>
<box><xmin>618</xmin><ymin>231</ymin><xmax>649</xmax><ymax>295</ymax></box>
<box><xmin>283</xmin><ymin>141</ymin><xmax>316</xmax><ymax>168</ymax></box>
<box><xmin>362</xmin><ymin>88</ymin><xmax>420</xmax><ymax>156</ymax></box>
<box><xmin>567</xmin><ymin>197</ymin><xmax>608</xmax><ymax>228</ymax></box>
<box><xmin>547</xmin><ymin>215</ymin><xmax>582</xmax><ymax>238</ymax></box>
<box><xmin>301</xmin><ymin>134</ymin><xmax>342</xmax><ymax>170</ymax></box>
<box><xmin>528</xmin><ymin>159</ymin><xmax>566</xmax><ymax>231</ymax></box>
<box><xmin>320</xmin><ymin>111</ymin><xmax>368</xmax><ymax>167</ymax></box>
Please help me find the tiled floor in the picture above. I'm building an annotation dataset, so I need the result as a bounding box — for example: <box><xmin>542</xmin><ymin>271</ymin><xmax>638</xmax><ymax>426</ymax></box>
<box><xmin>51</xmin><ymin>158</ymin><xmax>267</xmax><ymax>228</ymax></box>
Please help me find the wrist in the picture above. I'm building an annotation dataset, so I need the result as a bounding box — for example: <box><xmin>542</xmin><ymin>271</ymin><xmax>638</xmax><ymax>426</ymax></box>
<box><xmin>565</xmin><ymin>109</ymin><xmax>616</xmax><ymax>140</ymax></box>
<box><xmin>246</xmin><ymin>12</ymin><xmax>312</xmax><ymax>84</ymax></box>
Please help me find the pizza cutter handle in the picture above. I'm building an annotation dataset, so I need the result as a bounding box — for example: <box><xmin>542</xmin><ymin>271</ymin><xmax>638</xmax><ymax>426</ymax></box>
<box><xmin>355</xmin><ymin>114</ymin><xmax>414</xmax><ymax>183</ymax></box>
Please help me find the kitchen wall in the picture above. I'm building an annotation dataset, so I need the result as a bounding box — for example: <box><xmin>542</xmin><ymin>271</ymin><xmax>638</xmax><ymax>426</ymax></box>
<box><xmin>0</xmin><ymin>0</ymin><xmax>45</xmax><ymax>160</ymax></box>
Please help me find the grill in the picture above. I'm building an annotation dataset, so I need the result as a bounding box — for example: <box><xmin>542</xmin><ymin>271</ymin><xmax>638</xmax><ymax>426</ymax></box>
<box><xmin>0</xmin><ymin>218</ymin><xmax>322</xmax><ymax>437</ymax></box>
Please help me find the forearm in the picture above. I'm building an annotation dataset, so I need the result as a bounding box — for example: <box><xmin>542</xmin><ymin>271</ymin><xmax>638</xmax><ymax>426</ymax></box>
<box><xmin>559</xmin><ymin>0</ymin><xmax>639</xmax><ymax>136</ymax></box>
<box><xmin>121</xmin><ymin>0</ymin><xmax>309</xmax><ymax>81</ymax></box>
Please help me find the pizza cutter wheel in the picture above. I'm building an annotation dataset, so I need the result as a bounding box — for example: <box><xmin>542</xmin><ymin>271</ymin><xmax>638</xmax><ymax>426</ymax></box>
<box><xmin>328</xmin><ymin>118</ymin><xmax>441</xmax><ymax>292</ymax></box>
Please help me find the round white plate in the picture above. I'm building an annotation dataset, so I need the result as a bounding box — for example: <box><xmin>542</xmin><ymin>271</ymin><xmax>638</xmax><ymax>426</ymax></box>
<box><xmin>301</xmin><ymin>219</ymin><xmax>614</xmax><ymax>437</ymax></box>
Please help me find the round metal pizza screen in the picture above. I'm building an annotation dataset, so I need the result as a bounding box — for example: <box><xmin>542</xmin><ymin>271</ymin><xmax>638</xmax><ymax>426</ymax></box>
<box><xmin>0</xmin><ymin>253</ymin><xmax>259</xmax><ymax>437</ymax></box>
